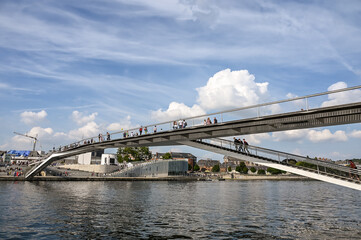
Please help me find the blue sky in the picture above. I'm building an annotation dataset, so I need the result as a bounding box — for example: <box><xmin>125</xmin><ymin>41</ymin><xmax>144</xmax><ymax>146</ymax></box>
<box><xmin>1</xmin><ymin>0</ymin><xmax>361</xmax><ymax>161</ymax></box>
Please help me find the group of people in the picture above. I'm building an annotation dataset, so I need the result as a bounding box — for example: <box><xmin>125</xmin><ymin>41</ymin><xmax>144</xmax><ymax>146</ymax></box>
<box><xmin>173</xmin><ymin>120</ymin><xmax>187</xmax><ymax>129</ymax></box>
<box><xmin>233</xmin><ymin>137</ymin><xmax>250</xmax><ymax>154</ymax></box>
<box><xmin>203</xmin><ymin>117</ymin><xmax>218</xmax><ymax>126</ymax></box>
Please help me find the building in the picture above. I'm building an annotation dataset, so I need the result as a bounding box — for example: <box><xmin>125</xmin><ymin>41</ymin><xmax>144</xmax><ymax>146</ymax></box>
<box><xmin>154</xmin><ymin>152</ymin><xmax>197</xmax><ymax>168</ymax></box>
<box><xmin>197</xmin><ymin>159</ymin><xmax>220</xmax><ymax>171</ymax></box>
<box><xmin>101</xmin><ymin>154</ymin><xmax>117</xmax><ymax>165</ymax></box>
<box><xmin>77</xmin><ymin>149</ymin><xmax>104</xmax><ymax>165</ymax></box>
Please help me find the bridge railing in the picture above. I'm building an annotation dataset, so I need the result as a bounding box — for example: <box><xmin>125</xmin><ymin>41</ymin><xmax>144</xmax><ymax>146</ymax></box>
<box><xmin>56</xmin><ymin>85</ymin><xmax>361</xmax><ymax>152</ymax></box>
<box><xmin>198</xmin><ymin>138</ymin><xmax>361</xmax><ymax>179</ymax></box>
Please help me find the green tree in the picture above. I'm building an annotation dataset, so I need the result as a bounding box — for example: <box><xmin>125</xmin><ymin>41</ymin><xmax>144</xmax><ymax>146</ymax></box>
<box><xmin>267</xmin><ymin>167</ymin><xmax>286</xmax><ymax>175</ymax></box>
<box><xmin>188</xmin><ymin>164</ymin><xmax>192</xmax><ymax>171</ymax></box>
<box><xmin>117</xmin><ymin>146</ymin><xmax>151</xmax><ymax>162</ymax></box>
<box><xmin>212</xmin><ymin>164</ymin><xmax>220</xmax><ymax>172</ymax></box>
<box><xmin>228</xmin><ymin>166</ymin><xmax>232</xmax><ymax>172</ymax></box>
<box><xmin>163</xmin><ymin>152</ymin><xmax>172</xmax><ymax>159</ymax></box>
<box><xmin>241</xmin><ymin>166</ymin><xmax>248</xmax><ymax>174</ymax></box>
<box><xmin>250</xmin><ymin>167</ymin><xmax>256</xmax><ymax>173</ymax></box>
<box><xmin>193</xmin><ymin>164</ymin><xmax>200</xmax><ymax>171</ymax></box>
<box><xmin>257</xmin><ymin>169</ymin><xmax>266</xmax><ymax>175</ymax></box>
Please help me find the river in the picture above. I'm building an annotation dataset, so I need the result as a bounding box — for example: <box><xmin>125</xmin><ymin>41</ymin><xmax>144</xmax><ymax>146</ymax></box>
<box><xmin>0</xmin><ymin>180</ymin><xmax>360</xmax><ymax>239</ymax></box>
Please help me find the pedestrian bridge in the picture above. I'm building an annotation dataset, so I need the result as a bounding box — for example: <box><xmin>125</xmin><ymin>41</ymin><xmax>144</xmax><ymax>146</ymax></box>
<box><xmin>25</xmin><ymin>85</ymin><xmax>361</xmax><ymax>190</ymax></box>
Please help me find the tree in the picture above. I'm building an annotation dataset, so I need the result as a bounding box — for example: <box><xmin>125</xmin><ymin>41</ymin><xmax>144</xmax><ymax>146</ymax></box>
<box><xmin>163</xmin><ymin>152</ymin><xmax>172</xmax><ymax>159</ymax></box>
<box><xmin>250</xmin><ymin>167</ymin><xmax>256</xmax><ymax>173</ymax></box>
<box><xmin>212</xmin><ymin>164</ymin><xmax>220</xmax><ymax>172</ymax></box>
<box><xmin>267</xmin><ymin>167</ymin><xmax>286</xmax><ymax>175</ymax></box>
<box><xmin>188</xmin><ymin>164</ymin><xmax>192</xmax><ymax>171</ymax></box>
<box><xmin>257</xmin><ymin>169</ymin><xmax>266</xmax><ymax>175</ymax></box>
<box><xmin>117</xmin><ymin>146</ymin><xmax>151</xmax><ymax>162</ymax></box>
<box><xmin>193</xmin><ymin>164</ymin><xmax>200</xmax><ymax>171</ymax></box>
<box><xmin>228</xmin><ymin>166</ymin><xmax>232</xmax><ymax>172</ymax></box>
<box><xmin>236</xmin><ymin>162</ymin><xmax>248</xmax><ymax>174</ymax></box>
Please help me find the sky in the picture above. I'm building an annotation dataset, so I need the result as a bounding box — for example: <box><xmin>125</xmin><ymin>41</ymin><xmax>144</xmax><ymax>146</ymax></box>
<box><xmin>1</xmin><ymin>0</ymin><xmax>361</xmax><ymax>161</ymax></box>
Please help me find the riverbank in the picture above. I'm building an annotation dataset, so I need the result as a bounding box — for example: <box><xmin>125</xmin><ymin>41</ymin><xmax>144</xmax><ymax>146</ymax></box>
<box><xmin>0</xmin><ymin>175</ymin><xmax>310</xmax><ymax>181</ymax></box>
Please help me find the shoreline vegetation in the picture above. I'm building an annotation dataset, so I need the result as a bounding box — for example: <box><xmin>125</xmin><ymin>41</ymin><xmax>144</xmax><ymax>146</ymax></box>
<box><xmin>0</xmin><ymin>175</ymin><xmax>310</xmax><ymax>181</ymax></box>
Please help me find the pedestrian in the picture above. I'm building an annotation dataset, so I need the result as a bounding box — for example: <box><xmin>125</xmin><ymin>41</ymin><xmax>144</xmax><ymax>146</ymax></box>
<box><xmin>238</xmin><ymin>138</ymin><xmax>244</xmax><ymax>152</ymax></box>
<box><xmin>203</xmin><ymin>119</ymin><xmax>207</xmax><ymax>125</ymax></box>
<box><xmin>206</xmin><ymin>117</ymin><xmax>212</xmax><ymax>125</ymax></box>
<box><xmin>139</xmin><ymin>127</ymin><xmax>143</xmax><ymax>135</ymax></box>
<box><xmin>144</xmin><ymin>126</ymin><xmax>148</xmax><ymax>134</ymax></box>
<box><xmin>214</xmin><ymin>117</ymin><xmax>218</xmax><ymax>124</ymax></box>
<box><xmin>154</xmin><ymin>126</ymin><xmax>157</xmax><ymax>133</ymax></box>
<box><xmin>182</xmin><ymin>120</ymin><xmax>187</xmax><ymax>128</ymax></box>
<box><xmin>243</xmin><ymin>139</ymin><xmax>250</xmax><ymax>154</ymax></box>
<box><xmin>349</xmin><ymin>160</ymin><xmax>360</xmax><ymax>180</ymax></box>
<box><xmin>233</xmin><ymin>137</ymin><xmax>240</xmax><ymax>151</ymax></box>
<box><xmin>98</xmin><ymin>133</ymin><xmax>101</xmax><ymax>142</ymax></box>
<box><xmin>107</xmin><ymin>132</ymin><xmax>110</xmax><ymax>141</ymax></box>
<box><xmin>173</xmin><ymin>121</ymin><xmax>177</xmax><ymax>129</ymax></box>
<box><xmin>178</xmin><ymin>120</ymin><xmax>183</xmax><ymax>129</ymax></box>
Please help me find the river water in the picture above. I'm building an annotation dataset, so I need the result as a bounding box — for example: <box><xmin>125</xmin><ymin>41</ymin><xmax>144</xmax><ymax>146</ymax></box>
<box><xmin>0</xmin><ymin>180</ymin><xmax>360</xmax><ymax>239</ymax></box>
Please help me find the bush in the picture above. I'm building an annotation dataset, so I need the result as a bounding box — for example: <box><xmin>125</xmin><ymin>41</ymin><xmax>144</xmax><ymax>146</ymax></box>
<box><xmin>193</xmin><ymin>164</ymin><xmax>200</xmax><ymax>171</ymax></box>
<box><xmin>228</xmin><ymin>166</ymin><xmax>232</xmax><ymax>172</ymax></box>
<box><xmin>295</xmin><ymin>161</ymin><xmax>317</xmax><ymax>170</ymax></box>
<box><xmin>212</xmin><ymin>164</ymin><xmax>220</xmax><ymax>172</ymax></box>
<box><xmin>267</xmin><ymin>167</ymin><xmax>285</xmax><ymax>175</ymax></box>
<box><xmin>235</xmin><ymin>165</ymin><xmax>241</xmax><ymax>172</ymax></box>
<box><xmin>163</xmin><ymin>152</ymin><xmax>172</xmax><ymax>159</ymax></box>
<box><xmin>250</xmin><ymin>167</ymin><xmax>256</xmax><ymax>173</ymax></box>
<box><xmin>257</xmin><ymin>169</ymin><xmax>266</xmax><ymax>175</ymax></box>
<box><xmin>241</xmin><ymin>167</ymin><xmax>248</xmax><ymax>174</ymax></box>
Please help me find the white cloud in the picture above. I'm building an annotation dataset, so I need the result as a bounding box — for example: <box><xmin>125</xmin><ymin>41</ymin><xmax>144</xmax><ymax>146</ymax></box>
<box><xmin>71</xmin><ymin>111</ymin><xmax>98</xmax><ymax>125</ymax></box>
<box><xmin>321</xmin><ymin>82</ymin><xmax>361</xmax><ymax>107</ymax></box>
<box><xmin>307</xmin><ymin>129</ymin><xmax>347</xmax><ymax>142</ymax></box>
<box><xmin>11</xmin><ymin>126</ymin><xmax>54</xmax><ymax>149</ymax></box>
<box><xmin>151</xmin><ymin>69</ymin><xmax>269</xmax><ymax>122</ymax></box>
<box><xmin>68</xmin><ymin>121</ymin><xmax>101</xmax><ymax>140</ymax></box>
<box><xmin>272</xmin><ymin>129</ymin><xmax>308</xmax><ymax>142</ymax></box>
<box><xmin>151</xmin><ymin>102</ymin><xmax>206</xmax><ymax>122</ymax></box>
<box><xmin>273</xmin><ymin>129</ymin><xmax>348</xmax><ymax>143</ymax></box>
<box><xmin>349</xmin><ymin>130</ymin><xmax>361</xmax><ymax>139</ymax></box>
<box><xmin>244</xmin><ymin>133</ymin><xmax>271</xmax><ymax>145</ymax></box>
<box><xmin>107</xmin><ymin>115</ymin><xmax>135</xmax><ymax>132</ymax></box>
<box><xmin>20</xmin><ymin>110</ymin><xmax>47</xmax><ymax>125</ymax></box>
<box><xmin>196</xmin><ymin>69</ymin><xmax>269</xmax><ymax>111</ymax></box>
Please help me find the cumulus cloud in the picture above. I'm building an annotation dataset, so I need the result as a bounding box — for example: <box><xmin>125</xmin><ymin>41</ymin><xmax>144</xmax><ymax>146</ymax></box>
<box><xmin>68</xmin><ymin>121</ymin><xmax>101</xmax><ymax>140</ymax></box>
<box><xmin>71</xmin><ymin>111</ymin><xmax>98</xmax><ymax>125</ymax></box>
<box><xmin>273</xmin><ymin>129</ymin><xmax>348</xmax><ymax>143</ymax></box>
<box><xmin>307</xmin><ymin>129</ymin><xmax>347</xmax><ymax>142</ymax></box>
<box><xmin>196</xmin><ymin>69</ymin><xmax>269</xmax><ymax>111</ymax></box>
<box><xmin>151</xmin><ymin>69</ymin><xmax>269</xmax><ymax>121</ymax></box>
<box><xmin>11</xmin><ymin>126</ymin><xmax>54</xmax><ymax>149</ymax></box>
<box><xmin>151</xmin><ymin>102</ymin><xmax>206</xmax><ymax>122</ymax></box>
<box><xmin>321</xmin><ymin>82</ymin><xmax>361</xmax><ymax>107</ymax></box>
<box><xmin>244</xmin><ymin>133</ymin><xmax>271</xmax><ymax>145</ymax></box>
<box><xmin>20</xmin><ymin>110</ymin><xmax>47</xmax><ymax>125</ymax></box>
<box><xmin>273</xmin><ymin>129</ymin><xmax>308</xmax><ymax>142</ymax></box>
<box><xmin>107</xmin><ymin>115</ymin><xmax>135</xmax><ymax>131</ymax></box>
<box><xmin>349</xmin><ymin>130</ymin><xmax>361</xmax><ymax>139</ymax></box>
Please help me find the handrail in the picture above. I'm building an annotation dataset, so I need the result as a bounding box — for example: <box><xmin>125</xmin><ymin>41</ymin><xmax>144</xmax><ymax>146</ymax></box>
<box><xmin>198</xmin><ymin>138</ymin><xmax>361</xmax><ymax>177</ymax></box>
<box><xmin>56</xmin><ymin>85</ymin><xmax>361</xmax><ymax>152</ymax></box>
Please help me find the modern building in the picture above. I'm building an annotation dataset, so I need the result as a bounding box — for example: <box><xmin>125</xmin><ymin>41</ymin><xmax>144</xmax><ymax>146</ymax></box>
<box><xmin>101</xmin><ymin>153</ymin><xmax>117</xmax><ymax>165</ymax></box>
<box><xmin>154</xmin><ymin>152</ymin><xmax>197</xmax><ymax>168</ymax></box>
<box><xmin>77</xmin><ymin>149</ymin><xmax>104</xmax><ymax>165</ymax></box>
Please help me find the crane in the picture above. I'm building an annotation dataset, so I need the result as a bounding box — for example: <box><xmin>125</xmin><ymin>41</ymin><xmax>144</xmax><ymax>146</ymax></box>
<box><xmin>13</xmin><ymin>132</ymin><xmax>38</xmax><ymax>151</ymax></box>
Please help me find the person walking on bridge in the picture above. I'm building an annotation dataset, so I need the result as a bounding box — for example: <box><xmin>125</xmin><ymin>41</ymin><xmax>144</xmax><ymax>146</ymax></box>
<box><xmin>243</xmin><ymin>139</ymin><xmax>250</xmax><ymax>154</ymax></box>
<box><xmin>106</xmin><ymin>132</ymin><xmax>110</xmax><ymax>141</ymax></box>
<box><xmin>139</xmin><ymin>127</ymin><xmax>143</xmax><ymax>135</ymax></box>
<box><xmin>233</xmin><ymin>137</ymin><xmax>240</xmax><ymax>151</ymax></box>
<box><xmin>238</xmin><ymin>138</ymin><xmax>244</xmax><ymax>152</ymax></box>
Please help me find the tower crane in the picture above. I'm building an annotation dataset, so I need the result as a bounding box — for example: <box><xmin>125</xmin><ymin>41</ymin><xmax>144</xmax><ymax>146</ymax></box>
<box><xmin>13</xmin><ymin>132</ymin><xmax>38</xmax><ymax>152</ymax></box>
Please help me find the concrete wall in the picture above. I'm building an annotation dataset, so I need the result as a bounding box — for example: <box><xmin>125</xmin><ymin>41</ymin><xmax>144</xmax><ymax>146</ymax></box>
<box><xmin>77</xmin><ymin>152</ymin><xmax>91</xmax><ymax>165</ymax></box>
<box><xmin>59</xmin><ymin>164</ymin><xmax>119</xmax><ymax>173</ymax></box>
